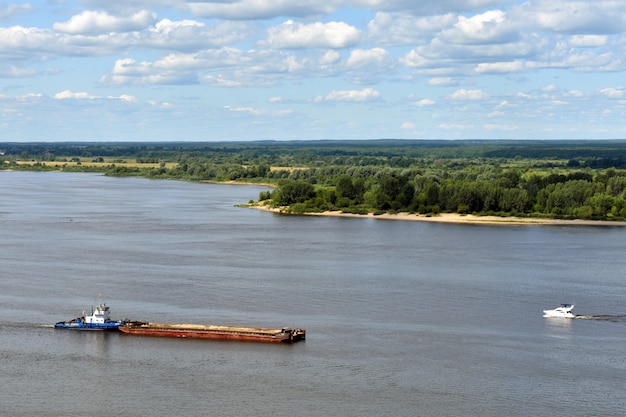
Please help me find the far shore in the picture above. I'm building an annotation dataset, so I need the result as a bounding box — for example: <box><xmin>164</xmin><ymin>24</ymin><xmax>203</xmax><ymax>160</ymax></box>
<box><xmin>248</xmin><ymin>204</ymin><xmax>626</xmax><ymax>227</ymax></box>
<box><xmin>4</xmin><ymin>168</ymin><xmax>626</xmax><ymax>227</ymax></box>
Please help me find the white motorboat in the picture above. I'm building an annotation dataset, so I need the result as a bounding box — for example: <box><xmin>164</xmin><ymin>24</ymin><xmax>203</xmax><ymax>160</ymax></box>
<box><xmin>543</xmin><ymin>304</ymin><xmax>575</xmax><ymax>318</ymax></box>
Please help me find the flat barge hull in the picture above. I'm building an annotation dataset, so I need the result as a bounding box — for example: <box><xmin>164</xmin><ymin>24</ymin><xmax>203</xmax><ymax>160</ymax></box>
<box><xmin>118</xmin><ymin>322</ymin><xmax>305</xmax><ymax>343</ymax></box>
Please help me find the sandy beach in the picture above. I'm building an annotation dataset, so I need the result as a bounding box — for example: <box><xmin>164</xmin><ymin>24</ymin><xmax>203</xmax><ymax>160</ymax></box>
<box><xmin>250</xmin><ymin>204</ymin><xmax>626</xmax><ymax>227</ymax></box>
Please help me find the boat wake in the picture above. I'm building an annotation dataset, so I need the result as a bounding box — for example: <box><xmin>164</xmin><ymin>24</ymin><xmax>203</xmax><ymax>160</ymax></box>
<box><xmin>543</xmin><ymin>305</ymin><xmax>626</xmax><ymax>322</ymax></box>
<box><xmin>574</xmin><ymin>315</ymin><xmax>626</xmax><ymax>322</ymax></box>
<box><xmin>0</xmin><ymin>322</ymin><xmax>54</xmax><ymax>329</ymax></box>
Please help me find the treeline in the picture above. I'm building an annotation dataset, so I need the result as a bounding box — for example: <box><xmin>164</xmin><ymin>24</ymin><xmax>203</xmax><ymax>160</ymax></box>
<box><xmin>3</xmin><ymin>140</ymin><xmax>626</xmax><ymax>220</ymax></box>
<box><xmin>263</xmin><ymin>168</ymin><xmax>626</xmax><ymax>220</ymax></box>
<box><xmin>114</xmin><ymin>156</ymin><xmax>626</xmax><ymax>220</ymax></box>
<box><xmin>4</xmin><ymin>140</ymin><xmax>626</xmax><ymax>167</ymax></box>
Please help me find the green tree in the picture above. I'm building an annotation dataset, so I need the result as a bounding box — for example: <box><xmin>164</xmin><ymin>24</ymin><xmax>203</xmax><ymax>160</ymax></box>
<box><xmin>374</xmin><ymin>174</ymin><xmax>414</xmax><ymax>211</ymax></box>
<box><xmin>272</xmin><ymin>180</ymin><xmax>316</xmax><ymax>205</ymax></box>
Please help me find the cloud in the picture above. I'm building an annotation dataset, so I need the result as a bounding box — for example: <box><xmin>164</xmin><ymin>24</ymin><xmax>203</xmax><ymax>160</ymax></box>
<box><xmin>0</xmin><ymin>3</ymin><xmax>33</xmax><ymax>19</ymax></box>
<box><xmin>474</xmin><ymin>61</ymin><xmax>525</xmax><ymax>74</ymax></box>
<box><xmin>0</xmin><ymin>17</ymin><xmax>252</xmax><ymax>62</ymax></box>
<box><xmin>53</xmin><ymin>90</ymin><xmax>138</xmax><ymax>102</ymax></box>
<box><xmin>484</xmin><ymin>123</ymin><xmax>518</xmax><ymax>131</ymax></box>
<box><xmin>427</xmin><ymin>77</ymin><xmax>457</xmax><ymax>86</ymax></box>
<box><xmin>324</xmin><ymin>87</ymin><xmax>381</xmax><ymax>102</ymax></box>
<box><xmin>13</xmin><ymin>93</ymin><xmax>41</xmax><ymax>101</ymax></box>
<box><xmin>145</xmin><ymin>19</ymin><xmax>256</xmax><ymax>51</ymax></box>
<box><xmin>101</xmin><ymin>47</ymin><xmax>350</xmax><ymax>87</ymax></box>
<box><xmin>186</xmin><ymin>0</ymin><xmax>503</xmax><ymax>20</ymax></box>
<box><xmin>53</xmin><ymin>10</ymin><xmax>157</xmax><ymax>35</ymax></box>
<box><xmin>542</xmin><ymin>84</ymin><xmax>558</xmax><ymax>93</ymax></box>
<box><xmin>566</xmin><ymin>89</ymin><xmax>584</xmax><ymax>98</ymax></box>
<box><xmin>401</xmin><ymin>122</ymin><xmax>416</xmax><ymax>129</ymax></box>
<box><xmin>223</xmin><ymin>105</ymin><xmax>292</xmax><ymax>118</ymax></box>
<box><xmin>3</xmin><ymin>0</ymin><xmax>625</xmax><ymax>90</ymax></box>
<box><xmin>54</xmin><ymin>90</ymin><xmax>97</xmax><ymax>100</ymax></box>
<box><xmin>0</xmin><ymin>26</ymin><xmax>60</xmax><ymax>59</ymax></box>
<box><xmin>188</xmin><ymin>0</ymin><xmax>337</xmax><ymax>20</ymax></box>
<box><xmin>439</xmin><ymin>123</ymin><xmax>473</xmax><ymax>130</ymax></box>
<box><xmin>399</xmin><ymin>49</ymin><xmax>431</xmax><ymax>68</ymax></box>
<box><xmin>320</xmin><ymin>50</ymin><xmax>341</xmax><ymax>65</ymax></box>
<box><xmin>448</xmin><ymin>89</ymin><xmax>489</xmax><ymax>100</ymax></box>
<box><xmin>392</xmin><ymin>1</ymin><xmax>626</xmax><ymax>76</ymax></box>
<box><xmin>517</xmin><ymin>0</ymin><xmax>626</xmax><ymax>34</ymax></box>
<box><xmin>0</xmin><ymin>65</ymin><xmax>38</xmax><ymax>78</ymax></box>
<box><xmin>366</xmin><ymin>12</ymin><xmax>457</xmax><ymax>46</ymax></box>
<box><xmin>414</xmin><ymin>99</ymin><xmax>436</xmax><ymax>106</ymax></box>
<box><xmin>346</xmin><ymin>47</ymin><xmax>390</xmax><ymax>68</ymax></box>
<box><xmin>439</xmin><ymin>10</ymin><xmax>518</xmax><ymax>45</ymax></box>
<box><xmin>267</xmin><ymin>20</ymin><xmax>360</xmax><ymax>49</ymax></box>
<box><xmin>569</xmin><ymin>35</ymin><xmax>608</xmax><ymax>47</ymax></box>
<box><xmin>115</xmin><ymin>94</ymin><xmax>138</xmax><ymax>102</ymax></box>
<box><xmin>357</xmin><ymin>0</ymin><xmax>502</xmax><ymax>15</ymax></box>
<box><xmin>101</xmin><ymin>47</ymin><xmax>251</xmax><ymax>86</ymax></box>
<box><xmin>224</xmin><ymin>105</ymin><xmax>262</xmax><ymax>116</ymax></box>
<box><xmin>600</xmin><ymin>87</ymin><xmax>625</xmax><ymax>98</ymax></box>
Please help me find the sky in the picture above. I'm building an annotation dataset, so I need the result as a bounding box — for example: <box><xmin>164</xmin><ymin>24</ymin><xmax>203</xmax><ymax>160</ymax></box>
<box><xmin>1</xmin><ymin>0</ymin><xmax>626</xmax><ymax>142</ymax></box>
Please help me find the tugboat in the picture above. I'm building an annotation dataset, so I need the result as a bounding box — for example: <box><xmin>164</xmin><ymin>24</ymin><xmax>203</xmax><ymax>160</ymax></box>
<box><xmin>54</xmin><ymin>299</ymin><xmax>125</xmax><ymax>330</ymax></box>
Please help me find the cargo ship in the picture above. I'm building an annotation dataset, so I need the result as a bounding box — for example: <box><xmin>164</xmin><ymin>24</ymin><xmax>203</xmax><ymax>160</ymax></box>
<box><xmin>118</xmin><ymin>322</ymin><xmax>306</xmax><ymax>343</ymax></box>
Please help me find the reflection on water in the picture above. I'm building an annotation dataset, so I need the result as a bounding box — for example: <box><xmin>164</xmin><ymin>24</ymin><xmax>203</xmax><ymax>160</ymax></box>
<box><xmin>543</xmin><ymin>316</ymin><xmax>574</xmax><ymax>340</ymax></box>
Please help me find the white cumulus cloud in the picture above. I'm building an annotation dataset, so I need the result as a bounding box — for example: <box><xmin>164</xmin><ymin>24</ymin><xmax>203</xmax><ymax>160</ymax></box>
<box><xmin>569</xmin><ymin>35</ymin><xmax>608</xmax><ymax>47</ymax></box>
<box><xmin>474</xmin><ymin>61</ymin><xmax>525</xmax><ymax>74</ymax></box>
<box><xmin>188</xmin><ymin>0</ymin><xmax>337</xmax><ymax>20</ymax></box>
<box><xmin>484</xmin><ymin>123</ymin><xmax>518</xmax><ymax>131</ymax></box>
<box><xmin>519</xmin><ymin>0</ymin><xmax>626</xmax><ymax>34</ymax></box>
<box><xmin>325</xmin><ymin>88</ymin><xmax>381</xmax><ymax>102</ymax></box>
<box><xmin>428</xmin><ymin>77</ymin><xmax>457</xmax><ymax>86</ymax></box>
<box><xmin>53</xmin><ymin>10</ymin><xmax>157</xmax><ymax>35</ymax></box>
<box><xmin>448</xmin><ymin>89</ymin><xmax>490</xmax><ymax>100</ymax></box>
<box><xmin>0</xmin><ymin>3</ymin><xmax>33</xmax><ymax>19</ymax></box>
<box><xmin>439</xmin><ymin>10</ymin><xmax>517</xmax><ymax>45</ymax></box>
<box><xmin>267</xmin><ymin>20</ymin><xmax>360</xmax><ymax>49</ymax></box>
<box><xmin>224</xmin><ymin>105</ymin><xmax>263</xmax><ymax>115</ymax></box>
<box><xmin>346</xmin><ymin>47</ymin><xmax>390</xmax><ymax>68</ymax></box>
<box><xmin>320</xmin><ymin>50</ymin><xmax>341</xmax><ymax>65</ymax></box>
<box><xmin>54</xmin><ymin>90</ymin><xmax>96</xmax><ymax>100</ymax></box>
<box><xmin>414</xmin><ymin>99</ymin><xmax>436</xmax><ymax>106</ymax></box>
<box><xmin>600</xmin><ymin>87</ymin><xmax>625</xmax><ymax>98</ymax></box>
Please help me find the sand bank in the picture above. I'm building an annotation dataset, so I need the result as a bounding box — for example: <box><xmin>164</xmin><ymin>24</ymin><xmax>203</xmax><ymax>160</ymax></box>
<box><xmin>249</xmin><ymin>205</ymin><xmax>626</xmax><ymax>227</ymax></box>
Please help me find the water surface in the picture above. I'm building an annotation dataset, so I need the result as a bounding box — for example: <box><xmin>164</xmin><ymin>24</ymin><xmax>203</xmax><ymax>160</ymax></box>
<box><xmin>1</xmin><ymin>171</ymin><xmax>625</xmax><ymax>416</ymax></box>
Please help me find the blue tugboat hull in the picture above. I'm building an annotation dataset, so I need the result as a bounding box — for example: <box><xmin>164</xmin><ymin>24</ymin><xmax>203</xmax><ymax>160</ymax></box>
<box><xmin>54</xmin><ymin>321</ymin><xmax>123</xmax><ymax>330</ymax></box>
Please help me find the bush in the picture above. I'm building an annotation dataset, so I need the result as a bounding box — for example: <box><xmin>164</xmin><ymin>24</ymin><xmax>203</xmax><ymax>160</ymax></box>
<box><xmin>457</xmin><ymin>204</ymin><xmax>470</xmax><ymax>214</ymax></box>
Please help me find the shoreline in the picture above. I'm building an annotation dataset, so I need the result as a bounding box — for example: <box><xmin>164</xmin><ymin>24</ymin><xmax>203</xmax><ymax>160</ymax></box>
<box><xmin>5</xmin><ymin>170</ymin><xmax>625</xmax><ymax>227</ymax></box>
<box><xmin>248</xmin><ymin>204</ymin><xmax>626</xmax><ymax>227</ymax></box>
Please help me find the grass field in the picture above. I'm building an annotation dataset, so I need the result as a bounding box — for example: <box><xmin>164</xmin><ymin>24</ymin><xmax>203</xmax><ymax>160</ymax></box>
<box><xmin>12</xmin><ymin>159</ymin><xmax>177</xmax><ymax>169</ymax></box>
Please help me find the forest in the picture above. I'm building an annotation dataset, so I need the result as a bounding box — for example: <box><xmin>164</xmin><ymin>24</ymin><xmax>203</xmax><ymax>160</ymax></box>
<box><xmin>3</xmin><ymin>140</ymin><xmax>626</xmax><ymax>221</ymax></box>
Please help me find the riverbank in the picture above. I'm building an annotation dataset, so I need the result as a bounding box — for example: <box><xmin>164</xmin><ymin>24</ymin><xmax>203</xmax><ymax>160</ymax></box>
<box><xmin>249</xmin><ymin>204</ymin><xmax>626</xmax><ymax>226</ymax></box>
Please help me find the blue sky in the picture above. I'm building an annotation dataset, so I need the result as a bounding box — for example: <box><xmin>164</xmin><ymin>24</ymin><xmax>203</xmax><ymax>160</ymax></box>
<box><xmin>1</xmin><ymin>0</ymin><xmax>625</xmax><ymax>141</ymax></box>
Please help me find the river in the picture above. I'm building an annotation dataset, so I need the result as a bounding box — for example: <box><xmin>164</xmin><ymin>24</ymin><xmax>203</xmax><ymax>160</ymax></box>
<box><xmin>1</xmin><ymin>171</ymin><xmax>625</xmax><ymax>416</ymax></box>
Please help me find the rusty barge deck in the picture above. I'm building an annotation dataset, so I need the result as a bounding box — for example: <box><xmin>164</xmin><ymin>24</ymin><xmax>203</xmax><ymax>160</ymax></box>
<box><xmin>118</xmin><ymin>322</ymin><xmax>306</xmax><ymax>343</ymax></box>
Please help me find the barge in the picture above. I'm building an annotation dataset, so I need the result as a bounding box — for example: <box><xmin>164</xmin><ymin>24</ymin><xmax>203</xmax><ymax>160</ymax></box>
<box><xmin>118</xmin><ymin>322</ymin><xmax>306</xmax><ymax>343</ymax></box>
